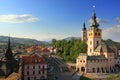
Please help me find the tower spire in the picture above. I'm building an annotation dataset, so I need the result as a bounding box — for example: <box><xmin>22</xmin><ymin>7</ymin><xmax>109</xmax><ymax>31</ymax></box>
<box><xmin>90</xmin><ymin>5</ymin><xmax>99</xmax><ymax>28</ymax></box>
<box><xmin>8</xmin><ymin>34</ymin><xmax>11</xmax><ymax>49</ymax></box>
<box><xmin>82</xmin><ymin>22</ymin><xmax>86</xmax><ymax>30</ymax></box>
<box><xmin>5</xmin><ymin>34</ymin><xmax>14</xmax><ymax>60</ymax></box>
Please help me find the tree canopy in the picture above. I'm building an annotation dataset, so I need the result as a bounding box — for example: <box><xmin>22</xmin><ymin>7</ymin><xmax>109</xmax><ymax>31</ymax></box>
<box><xmin>51</xmin><ymin>38</ymin><xmax>87</xmax><ymax>62</ymax></box>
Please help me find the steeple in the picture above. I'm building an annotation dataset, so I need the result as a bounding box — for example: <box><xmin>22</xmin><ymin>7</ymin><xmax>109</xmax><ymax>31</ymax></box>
<box><xmin>81</xmin><ymin>22</ymin><xmax>87</xmax><ymax>42</ymax></box>
<box><xmin>90</xmin><ymin>6</ymin><xmax>99</xmax><ymax>28</ymax></box>
<box><xmin>5</xmin><ymin>35</ymin><xmax>14</xmax><ymax>60</ymax></box>
<box><xmin>8</xmin><ymin>35</ymin><xmax>11</xmax><ymax>50</ymax></box>
<box><xmin>82</xmin><ymin>22</ymin><xmax>86</xmax><ymax>30</ymax></box>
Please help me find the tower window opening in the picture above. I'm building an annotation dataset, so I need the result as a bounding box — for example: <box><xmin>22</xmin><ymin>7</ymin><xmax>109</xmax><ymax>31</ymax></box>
<box><xmin>96</xmin><ymin>41</ymin><xmax>99</xmax><ymax>46</ymax></box>
<box><xmin>98</xmin><ymin>33</ymin><xmax>100</xmax><ymax>36</ymax></box>
<box><xmin>90</xmin><ymin>41</ymin><xmax>92</xmax><ymax>45</ymax></box>
<box><xmin>91</xmin><ymin>33</ymin><xmax>92</xmax><ymax>36</ymax></box>
<box><xmin>90</xmin><ymin>48</ymin><xmax>92</xmax><ymax>52</ymax></box>
<box><xmin>95</xmin><ymin>33</ymin><xmax>97</xmax><ymax>36</ymax></box>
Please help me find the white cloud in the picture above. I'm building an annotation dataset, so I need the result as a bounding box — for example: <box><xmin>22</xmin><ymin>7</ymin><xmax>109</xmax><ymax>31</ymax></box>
<box><xmin>103</xmin><ymin>24</ymin><xmax>120</xmax><ymax>41</ymax></box>
<box><xmin>0</xmin><ymin>14</ymin><xmax>39</xmax><ymax>23</ymax></box>
<box><xmin>89</xmin><ymin>18</ymin><xmax>109</xmax><ymax>25</ymax></box>
<box><xmin>116</xmin><ymin>17</ymin><xmax>120</xmax><ymax>23</ymax></box>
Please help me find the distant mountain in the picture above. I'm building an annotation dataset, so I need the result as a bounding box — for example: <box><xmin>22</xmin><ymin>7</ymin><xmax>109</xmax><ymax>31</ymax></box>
<box><xmin>63</xmin><ymin>37</ymin><xmax>80</xmax><ymax>41</ymax></box>
<box><xmin>0</xmin><ymin>36</ymin><xmax>49</xmax><ymax>47</ymax></box>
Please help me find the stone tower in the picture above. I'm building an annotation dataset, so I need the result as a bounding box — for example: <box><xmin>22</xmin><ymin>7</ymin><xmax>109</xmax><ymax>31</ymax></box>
<box><xmin>87</xmin><ymin>11</ymin><xmax>102</xmax><ymax>55</ymax></box>
<box><xmin>81</xmin><ymin>22</ymin><xmax>87</xmax><ymax>42</ymax></box>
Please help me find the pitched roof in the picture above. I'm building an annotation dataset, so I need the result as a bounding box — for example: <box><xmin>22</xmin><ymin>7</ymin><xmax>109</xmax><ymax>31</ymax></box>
<box><xmin>87</xmin><ymin>55</ymin><xmax>106</xmax><ymax>60</ymax></box>
<box><xmin>22</xmin><ymin>54</ymin><xmax>46</xmax><ymax>64</ymax></box>
<box><xmin>94</xmin><ymin>44</ymin><xmax>114</xmax><ymax>53</ymax></box>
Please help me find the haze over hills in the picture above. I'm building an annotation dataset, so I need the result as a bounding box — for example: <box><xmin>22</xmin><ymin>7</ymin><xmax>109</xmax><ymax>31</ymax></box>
<box><xmin>0</xmin><ymin>36</ymin><xmax>49</xmax><ymax>47</ymax></box>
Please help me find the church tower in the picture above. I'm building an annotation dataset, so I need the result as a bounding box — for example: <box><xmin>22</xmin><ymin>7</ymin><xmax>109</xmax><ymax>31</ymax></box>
<box><xmin>87</xmin><ymin>10</ymin><xmax>102</xmax><ymax>55</ymax></box>
<box><xmin>81</xmin><ymin>22</ymin><xmax>87</xmax><ymax>42</ymax></box>
<box><xmin>5</xmin><ymin>36</ymin><xmax>14</xmax><ymax>60</ymax></box>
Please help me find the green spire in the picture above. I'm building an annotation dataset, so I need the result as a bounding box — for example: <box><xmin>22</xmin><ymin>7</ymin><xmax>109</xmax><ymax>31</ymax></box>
<box><xmin>90</xmin><ymin>6</ymin><xmax>99</xmax><ymax>28</ymax></box>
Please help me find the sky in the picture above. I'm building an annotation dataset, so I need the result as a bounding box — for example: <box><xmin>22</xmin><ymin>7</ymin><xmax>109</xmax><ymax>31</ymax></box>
<box><xmin>0</xmin><ymin>0</ymin><xmax>120</xmax><ymax>41</ymax></box>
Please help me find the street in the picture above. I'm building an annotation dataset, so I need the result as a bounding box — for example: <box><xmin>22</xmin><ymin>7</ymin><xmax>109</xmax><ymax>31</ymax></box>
<box><xmin>48</xmin><ymin>56</ymin><xmax>75</xmax><ymax>80</ymax></box>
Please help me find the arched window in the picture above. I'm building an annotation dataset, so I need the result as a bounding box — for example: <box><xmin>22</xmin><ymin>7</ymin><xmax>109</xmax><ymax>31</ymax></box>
<box><xmin>101</xmin><ymin>67</ymin><xmax>104</xmax><ymax>73</ymax></box>
<box><xmin>92</xmin><ymin>68</ymin><xmax>95</xmax><ymax>72</ymax></box>
<box><xmin>90</xmin><ymin>48</ymin><xmax>92</xmax><ymax>52</ymax></box>
<box><xmin>81</xmin><ymin>67</ymin><xmax>85</xmax><ymax>72</ymax></box>
<box><xmin>96</xmin><ymin>41</ymin><xmax>99</xmax><ymax>46</ymax></box>
<box><xmin>97</xmin><ymin>68</ymin><xmax>100</xmax><ymax>73</ymax></box>
<box><xmin>90</xmin><ymin>41</ymin><xmax>92</xmax><ymax>45</ymax></box>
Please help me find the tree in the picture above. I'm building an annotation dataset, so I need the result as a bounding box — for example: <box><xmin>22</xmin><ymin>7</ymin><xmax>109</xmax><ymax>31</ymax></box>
<box><xmin>50</xmin><ymin>38</ymin><xmax>87</xmax><ymax>62</ymax></box>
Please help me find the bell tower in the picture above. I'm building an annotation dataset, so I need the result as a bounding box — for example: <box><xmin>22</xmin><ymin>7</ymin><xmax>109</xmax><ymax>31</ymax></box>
<box><xmin>81</xmin><ymin>22</ymin><xmax>87</xmax><ymax>42</ymax></box>
<box><xmin>87</xmin><ymin>10</ymin><xmax>102</xmax><ymax>56</ymax></box>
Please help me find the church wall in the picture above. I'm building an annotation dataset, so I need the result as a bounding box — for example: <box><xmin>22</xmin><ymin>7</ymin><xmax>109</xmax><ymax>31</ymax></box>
<box><xmin>76</xmin><ymin>55</ymin><xmax>87</xmax><ymax>73</ymax></box>
<box><xmin>87</xmin><ymin>59</ymin><xmax>107</xmax><ymax>73</ymax></box>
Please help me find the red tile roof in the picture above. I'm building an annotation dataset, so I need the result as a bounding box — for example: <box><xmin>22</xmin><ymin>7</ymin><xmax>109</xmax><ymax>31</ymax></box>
<box><xmin>22</xmin><ymin>54</ymin><xmax>46</xmax><ymax>64</ymax></box>
<box><xmin>26</xmin><ymin>45</ymin><xmax>50</xmax><ymax>53</ymax></box>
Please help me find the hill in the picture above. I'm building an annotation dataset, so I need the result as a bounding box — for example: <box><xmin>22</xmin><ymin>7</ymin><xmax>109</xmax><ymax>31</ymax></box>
<box><xmin>0</xmin><ymin>36</ymin><xmax>49</xmax><ymax>48</ymax></box>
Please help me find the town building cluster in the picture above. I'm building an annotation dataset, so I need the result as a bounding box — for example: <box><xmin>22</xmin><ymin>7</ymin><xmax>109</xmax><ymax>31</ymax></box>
<box><xmin>0</xmin><ymin>38</ymin><xmax>49</xmax><ymax>80</ymax></box>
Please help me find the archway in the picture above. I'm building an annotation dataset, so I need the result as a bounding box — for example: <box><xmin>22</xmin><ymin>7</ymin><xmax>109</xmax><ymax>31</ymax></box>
<box><xmin>97</xmin><ymin>68</ymin><xmax>100</xmax><ymax>73</ymax></box>
<box><xmin>77</xmin><ymin>68</ymin><xmax>79</xmax><ymax>72</ymax></box>
<box><xmin>101</xmin><ymin>67</ymin><xmax>104</xmax><ymax>73</ymax></box>
<box><xmin>81</xmin><ymin>67</ymin><xmax>85</xmax><ymax>72</ymax></box>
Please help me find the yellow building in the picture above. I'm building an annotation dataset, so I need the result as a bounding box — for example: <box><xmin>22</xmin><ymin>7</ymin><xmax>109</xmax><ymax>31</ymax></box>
<box><xmin>76</xmin><ymin>10</ymin><xmax>117</xmax><ymax>74</ymax></box>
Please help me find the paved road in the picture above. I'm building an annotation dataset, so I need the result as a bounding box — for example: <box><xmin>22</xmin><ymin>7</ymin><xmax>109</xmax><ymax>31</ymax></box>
<box><xmin>48</xmin><ymin>56</ymin><xmax>75</xmax><ymax>80</ymax></box>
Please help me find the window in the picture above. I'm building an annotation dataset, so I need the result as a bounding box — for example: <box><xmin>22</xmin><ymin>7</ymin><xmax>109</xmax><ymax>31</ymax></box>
<box><xmin>42</xmin><ymin>65</ymin><xmax>44</xmax><ymax>74</ymax></box>
<box><xmin>95</xmin><ymin>33</ymin><xmax>97</xmax><ymax>36</ymax></box>
<box><xmin>83</xmin><ymin>60</ymin><xmax>85</xmax><ymax>63</ymax></box>
<box><xmin>110</xmin><ymin>59</ymin><xmax>111</xmax><ymax>61</ymax></box>
<box><xmin>33</xmin><ymin>71</ymin><xmax>35</xmax><ymax>75</ymax></box>
<box><xmin>39</xmin><ymin>65</ymin><xmax>40</xmax><ymax>69</ymax></box>
<box><xmin>39</xmin><ymin>70</ymin><xmax>41</xmax><ymax>74</ymax></box>
<box><xmin>90</xmin><ymin>41</ymin><xmax>92</xmax><ymax>45</ymax></box>
<box><xmin>80</xmin><ymin>60</ymin><xmax>82</xmax><ymax>62</ymax></box>
<box><xmin>27</xmin><ymin>77</ymin><xmax>30</xmax><ymax>80</ymax></box>
<box><xmin>27</xmin><ymin>66</ymin><xmax>29</xmax><ymax>69</ymax></box>
<box><xmin>93</xmin><ymin>68</ymin><xmax>95</xmax><ymax>72</ymax></box>
<box><xmin>98</xmin><ymin>33</ymin><xmax>100</xmax><ymax>36</ymax></box>
<box><xmin>90</xmin><ymin>48</ymin><xmax>92</xmax><ymax>52</ymax></box>
<box><xmin>27</xmin><ymin>71</ymin><xmax>29</xmax><ymax>75</ymax></box>
<box><xmin>91</xmin><ymin>33</ymin><xmax>92</xmax><ymax>36</ymax></box>
<box><xmin>33</xmin><ymin>66</ymin><xmax>35</xmax><ymax>69</ymax></box>
<box><xmin>96</xmin><ymin>41</ymin><xmax>99</xmax><ymax>46</ymax></box>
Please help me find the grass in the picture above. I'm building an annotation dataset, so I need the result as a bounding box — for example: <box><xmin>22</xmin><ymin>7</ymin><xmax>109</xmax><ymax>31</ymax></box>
<box><xmin>80</xmin><ymin>76</ymin><xmax>96</xmax><ymax>80</ymax></box>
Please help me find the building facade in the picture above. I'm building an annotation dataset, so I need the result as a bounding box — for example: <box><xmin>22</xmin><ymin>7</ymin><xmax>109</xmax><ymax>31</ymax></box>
<box><xmin>22</xmin><ymin>53</ymin><xmax>47</xmax><ymax>80</ymax></box>
<box><xmin>76</xmin><ymin>10</ymin><xmax>117</xmax><ymax>73</ymax></box>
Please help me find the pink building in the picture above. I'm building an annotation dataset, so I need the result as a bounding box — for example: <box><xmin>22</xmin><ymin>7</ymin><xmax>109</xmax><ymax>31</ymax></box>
<box><xmin>22</xmin><ymin>53</ymin><xmax>47</xmax><ymax>80</ymax></box>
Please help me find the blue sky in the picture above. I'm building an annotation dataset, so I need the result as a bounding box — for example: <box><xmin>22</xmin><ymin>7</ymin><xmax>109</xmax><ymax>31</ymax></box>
<box><xmin>0</xmin><ymin>0</ymin><xmax>120</xmax><ymax>41</ymax></box>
